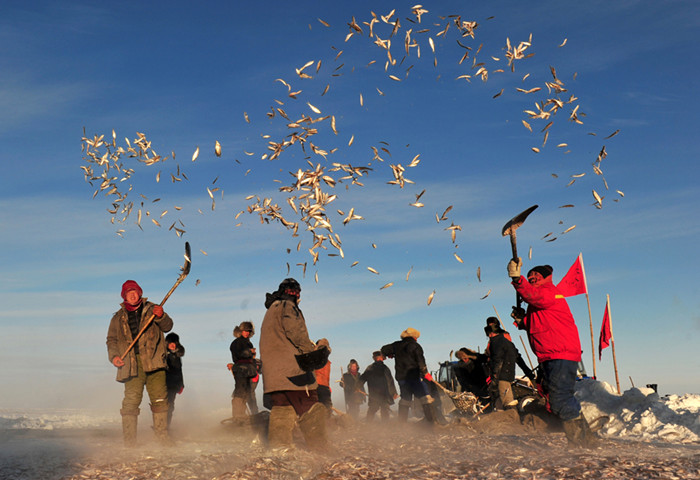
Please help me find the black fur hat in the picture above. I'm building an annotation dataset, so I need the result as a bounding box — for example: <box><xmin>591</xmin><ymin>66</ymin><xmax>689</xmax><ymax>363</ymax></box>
<box><xmin>278</xmin><ymin>277</ymin><xmax>301</xmax><ymax>293</ymax></box>
<box><xmin>165</xmin><ymin>332</ymin><xmax>180</xmax><ymax>343</ymax></box>
<box><xmin>484</xmin><ymin>323</ymin><xmax>505</xmax><ymax>335</ymax></box>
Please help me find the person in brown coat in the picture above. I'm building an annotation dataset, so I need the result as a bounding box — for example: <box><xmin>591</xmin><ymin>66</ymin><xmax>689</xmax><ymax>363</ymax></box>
<box><xmin>106</xmin><ymin>280</ymin><xmax>173</xmax><ymax>446</ymax></box>
<box><xmin>259</xmin><ymin>278</ymin><xmax>327</xmax><ymax>450</ymax></box>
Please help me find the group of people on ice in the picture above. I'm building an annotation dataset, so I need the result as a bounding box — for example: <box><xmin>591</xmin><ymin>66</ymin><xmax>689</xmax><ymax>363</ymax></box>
<box><xmin>106</xmin><ymin>257</ymin><xmax>598</xmax><ymax>450</ymax></box>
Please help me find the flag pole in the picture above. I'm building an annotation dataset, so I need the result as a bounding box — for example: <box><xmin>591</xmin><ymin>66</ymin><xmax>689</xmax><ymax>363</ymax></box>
<box><xmin>607</xmin><ymin>294</ymin><xmax>621</xmax><ymax>394</ymax></box>
<box><xmin>579</xmin><ymin>253</ymin><xmax>597</xmax><ymax>378</ymax></box>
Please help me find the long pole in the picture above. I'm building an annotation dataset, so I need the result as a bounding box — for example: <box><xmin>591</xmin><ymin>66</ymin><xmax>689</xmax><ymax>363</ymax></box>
<box><xmin>119</xmin><ymin>242</ymin><xmax>191</xmax><ymax>361</ymax></box>
<box><xmin>579</xmin><ymin>254</ymin><xmax>597</xmax><ymax>378</ymax></box>
<box><xmin>492</xmin><ymin>305</ymin><xmax>504</xmax><ymax>328</ymax></box>
<box><xmin>607</xmin><ymin>294</ymin><xmax>621</xmax><ymax>394</ymax></box>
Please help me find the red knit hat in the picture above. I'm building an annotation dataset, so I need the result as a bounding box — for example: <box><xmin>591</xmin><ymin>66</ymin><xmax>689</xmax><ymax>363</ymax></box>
<box><xmin>121</xmin><ymin>280</ymin><xmax>143</xmax><ymax>301</ymax></box>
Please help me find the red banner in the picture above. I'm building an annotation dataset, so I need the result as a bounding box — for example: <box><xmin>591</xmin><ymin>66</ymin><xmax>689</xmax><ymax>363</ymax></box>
<box><xmin>556</xmin><ymin>253</ymin><xmax>588</xmax><ymax>297</ymax></box>
<box><xmin>599</xmin><ymin>302</ymin><xmax>611</xmax><ymax>360</ymax></box>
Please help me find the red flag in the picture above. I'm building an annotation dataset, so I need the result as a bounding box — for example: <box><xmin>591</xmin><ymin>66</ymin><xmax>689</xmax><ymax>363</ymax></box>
<box><xmin>599</xmin><ymin>302</ymin><xmax>612</xmax><ymax>360</ymax></box>
<box><xmin>556</xmin><ymin>253</ymin><xmax>588</xmax><ymax>297</ymax></box>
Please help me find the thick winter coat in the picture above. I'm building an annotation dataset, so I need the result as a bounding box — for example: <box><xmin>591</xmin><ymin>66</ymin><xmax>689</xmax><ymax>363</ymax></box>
<box><xmin>487</xmin><ymin>334</ymin><xmax>517</xmax><ymax>383</ymax></box>
<box><xmin>165</xmin><ymin>339</ymin><xmax>185</xmax><ymax>392</ymax></box>
<box><xmin>259</xmin><ymin>299</ymin><xmax>317</xmax><ymax>393</ymax></box>
<box><xmin>106</xmin><ymin>299</ymin><xmax>173</xmax><ymax>382</ymax></box>
<box><xmin>454</xmin><ymin>355</ymin><xmax>489</xmax><ymax>397</ymax></box>
<box><xmin>230</xmin><ymin>336</ymin><xmax>257</xmax><ymax>377</ymax></box>
<box><xmin>380</xmin><ymin>337</ymin><xmax>428</xmax><ymax>381</ymax></box>
<box><xmin>513</xmin><ymin>276</ymin><xmax>582</xmax><ymax>363</ymax></box>
<box><xmin>341</xmin><ymin>372</ymin><xmax>366</xmax><ymax>405</ymax></box>
<box><xmin>360</xmin><ymin>360</ymin><xmax>397</xmax><ymax>405</ymax></box>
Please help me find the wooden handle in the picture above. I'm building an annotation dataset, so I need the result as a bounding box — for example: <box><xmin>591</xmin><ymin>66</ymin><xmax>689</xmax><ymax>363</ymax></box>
<box><xmin>119</xmin><ymin>313</ymin><xmax>156</xmax><ymax>360</ymax></box>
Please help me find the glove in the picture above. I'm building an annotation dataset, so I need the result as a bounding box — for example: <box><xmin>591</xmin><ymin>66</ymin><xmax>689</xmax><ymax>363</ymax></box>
<box><xmin>178</xmin><ymin>386</ymin><xmax>184</xmax><ymax>394</ymax></box>
<box><xmin>226</xmin><ymin>363</ymin><xmax>233</xmax><ymax>371</ymax></box>
<box><xmin>251</xmin><ymin>374</ymin><xmax>259</xmax><ymax>383</ymax></box>
<box><xmin>152</xmin><ymin>305</ymin><xmax>164</xmax><ymax>318</ymax></box>
<box><xmin>511</xmin><ymin>306</ymin><xmax>526</xmax><ymax>322</ymax></box>
<box><xmin>424</xmin><ymin>373</ymin><xmax>434</xmax><ymax>382</ymax></box>
<box><xmin>507</xmin><ymin>257</ymin><xmax>522</xmax><ymax>278</ymax></box>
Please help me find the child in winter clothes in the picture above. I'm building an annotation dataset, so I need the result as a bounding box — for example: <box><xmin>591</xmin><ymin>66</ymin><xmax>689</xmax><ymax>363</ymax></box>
<box><xmin>165</xmin><ymin>332</ymin><xmax>185</xmax><ymax>429</ymax></box>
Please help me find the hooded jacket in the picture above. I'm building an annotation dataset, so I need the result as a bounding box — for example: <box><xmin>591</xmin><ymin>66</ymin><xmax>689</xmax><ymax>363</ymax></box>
<box><xmin>259</xmin><ymin>298</ymin><xmax>317</xmax><ymax>393</ymax></box>
<box><xmin>513</xmin><ymin>275</ymin><xmax>582</xmax><ymax>363</ymax></box>
<box><xmin>106</xmin><ymin>299</ymin><xmax>173</xmax><ymax>382</ymax></box>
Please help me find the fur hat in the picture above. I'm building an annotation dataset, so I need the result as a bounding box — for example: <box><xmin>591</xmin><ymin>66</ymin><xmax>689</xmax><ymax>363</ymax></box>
<box><xmin>400</xmin><ymin>327</ymin><xmax>421</xmax><ymax>339</ymax></box>
<box><xmin>486</xmin><ymin>316</ymin><xmax>500</xmax><ymax>326</ymax></box>
<box><xmin>165</xmin><ymin>332</ymin><xmax>180</xmax><ymax>343</ymax></box>
<box><xmin>233</xmin><ymin>321</ymin><xmax>255</xmax><ymax>337</ymax></box>
<box><xmin>484</xmin><ymin>323</ymin><xmax>505</xmax><ymax>335</ymax></box>
<box><xmin>278</xmin><ymin>277</ymin><xmax>301</xmax><ymax>294</ymax></box>
<box><xmin>120</xmin><ymin>280</ymin><xmax>142</xmax><ymax>301</ymax></box>
<box><xmin>527</xmin><ymin>265</ymin><xmax>553</xmax><ymax>279</ymax></box>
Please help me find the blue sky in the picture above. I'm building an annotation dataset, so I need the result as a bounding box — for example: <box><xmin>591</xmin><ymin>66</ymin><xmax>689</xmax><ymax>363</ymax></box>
<box><xmin>1</xmin><ymin>1</ymin><xmax>698</xmax><ymax>412</ymax></box>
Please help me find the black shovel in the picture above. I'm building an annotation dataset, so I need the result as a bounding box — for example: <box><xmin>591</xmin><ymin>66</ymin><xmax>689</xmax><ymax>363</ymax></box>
<box><xmin>502</xmin><ymin>205</ymin><xmax>537</xmax><ymax>308</ymax></box>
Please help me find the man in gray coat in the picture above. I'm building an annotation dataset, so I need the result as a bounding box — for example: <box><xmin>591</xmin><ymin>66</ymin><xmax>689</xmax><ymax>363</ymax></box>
<box><xmin>107</xmin><ymin>280</ymin><xmax>173</xmax><ymax>446</ymax></box>
<box><xmin>259</xmin><ymin>278</ymin><xmax>327</xmax><ymax>450</ymax></box>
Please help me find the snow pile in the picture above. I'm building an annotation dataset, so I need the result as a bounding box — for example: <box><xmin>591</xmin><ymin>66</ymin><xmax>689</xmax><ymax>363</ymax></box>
<box><xmin>576</xmin><ymin>379</ymin><xmax>700</xmax><ymax>444</ymax></box>
<box><xmin>0</xmin><ymin>409</ymin><xmax>117</xmax><ymax>430</ymax></box>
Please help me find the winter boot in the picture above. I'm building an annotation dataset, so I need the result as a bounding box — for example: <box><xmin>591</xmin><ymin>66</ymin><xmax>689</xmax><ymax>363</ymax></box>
<box><xmin>421</xmin><ymin>403</ymin><xmax>436</xmax><ymax>429</ymax></box>
<box><xmin>231</xmin><ymin>396</ymin><xmax>249</xmax><ymax>425</ymax></box>
<box><xmin>267</xmin><ymin>406</ymin><xmax>297</xmax><ymax>448</ymax></box>
<box><xmin>120</xmin><ymin>411</ymin><xmax>138</xmax><ymax>447</ymax></box>
<box><xmin>580</xmin><ymin>415</ymin><xmax>600</xmax><ymax>448</ymax></box>
<box><xmin>398</xmin><ymin>404</ymin><xmax>410</xmax><ymax>423</ymax></box>
<box><xmin>298</xmin><ymin>403</ymin><xmax>329</xmax><ymax>452</ymax></box>
<box><xmin>152</xmin><ymin>411</ymin><xmax>174</xmax><ymax>446</ymax></box>
<box><xmin>562</xmin><ymin>415</ymin><xmax>598</xmax><ymax>448</ymax></box>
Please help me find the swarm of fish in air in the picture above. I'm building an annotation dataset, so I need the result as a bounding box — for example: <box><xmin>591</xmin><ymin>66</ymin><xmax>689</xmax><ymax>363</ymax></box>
<box><xmin>81</xmin><ymin>5</ymin><xmax>622</xmax><ymax>290</ymax></box>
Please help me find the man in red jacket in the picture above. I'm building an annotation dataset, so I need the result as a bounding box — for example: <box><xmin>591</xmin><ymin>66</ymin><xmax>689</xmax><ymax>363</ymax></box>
<box><xmin>508</xmin><ymin>259</ymin><xmax>597</xmax><ymax>448</ymax></box>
